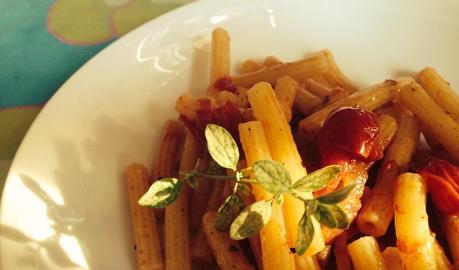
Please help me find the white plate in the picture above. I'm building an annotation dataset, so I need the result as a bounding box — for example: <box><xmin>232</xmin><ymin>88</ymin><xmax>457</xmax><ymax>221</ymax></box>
<box><xmin>1</xmin><ymin>0</ymin><xmax>459</xmax><ymax>269</ymax></box>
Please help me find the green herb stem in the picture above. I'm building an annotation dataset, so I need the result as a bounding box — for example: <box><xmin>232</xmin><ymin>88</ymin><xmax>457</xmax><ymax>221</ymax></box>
<box><xmin>184</xmin><ymin>171</ymin><xmax>236</xmax><ymax>180</ymax></box>
<box><xmin>239</xmin><ymin>178</ymin><xmax>258</xmax><ymax>184</ymax></box>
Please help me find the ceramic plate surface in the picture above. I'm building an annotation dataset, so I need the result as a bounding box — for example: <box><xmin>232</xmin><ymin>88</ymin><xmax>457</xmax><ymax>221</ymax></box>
<box><xmin>2</xmin><ymin>0</ymin><xmax>459</xmax><ymax>269</ymax></box>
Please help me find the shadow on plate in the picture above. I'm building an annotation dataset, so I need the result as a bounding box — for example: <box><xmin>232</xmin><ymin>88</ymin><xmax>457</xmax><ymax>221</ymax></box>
<box><xmin>1</xmin><ymin>173</ymin><xmax>89</xmax><ymax>269</ymax></box>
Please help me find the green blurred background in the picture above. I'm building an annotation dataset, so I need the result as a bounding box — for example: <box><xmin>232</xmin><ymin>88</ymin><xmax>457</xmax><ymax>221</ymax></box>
<box><xmin>0</xmin><ymin>0</ymin><xmax>193</xmax><ymax>192</ymax></box>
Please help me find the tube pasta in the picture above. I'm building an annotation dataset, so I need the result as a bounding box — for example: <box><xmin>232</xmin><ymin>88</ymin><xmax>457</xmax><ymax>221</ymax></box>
<box><xmin>312</xmin><ymin>75</ymin><xmax>334</xmax><ymax>89</ymax></box>
<box><xmin>227</xmin><ymin>167</ymin><xmax>263</xmax><ymax>270</ymax></box>
<box><xmin>125</xmin><ymin>163</ymin><xmax>163</xmax><ymax>270</ymax></box>
<box><xmin>216</xmin><ymin>90</ymin><xmax>239</xmax><ymax>106</ymax></box>
<box><xmin>247</xmin><ymin>82</ymin><xmax>325</xmax><ymax>254</ymax></box>
<box><xmin>232</xmin><ymin>51</ymin><xmax>330</xmax><ymax>88</ymax></box>
<box><xmin>394</xmin><ymin>173</ymin><xmax>431</xmax><ymax>250</ymax></box>
<box><xmin>263</xmin><ymin>56</ymin><xmax>282</xmax><ymax>67</ymax></box>
<box><xmin>238</xmin><ymin>121</ymin><xmax>295</xmax><ymax>270</ymax></box>
<box><xmin>417</xmin><ymin>67</ymin><xmax>459</xmax><ymax>123</ymax></box>
<box><xmin>295</xmin><ymin>255</ymin><xmax>321</xmax><ymax>270</ymax></box>
<box><xmin>441</xmin><ymin>215</ymin><xmax>459</xmax><ymax>268</ymax></box>
<box><xmin>357</xmin><ymin>106</ymin><xmax>419</xmax><ymax>236</ymax></box>
<box><xmin>209</xmin><ymin>28</ymin><xmax>230</xmax><ymax>90</ymax></box>
<box><xmin>191</xmin><ymin>180</ymin><xmax>227</xmax><ymax>265</ymax></box>
<box><xmin>150</xmin><ymin>119</ymin><xmax>186</xmax><ymax>219</ymax></box>
<box><xmin>375</xmin><ymin>114</ymin><xmax>399</xmax><ymax>148</ymax></box>
<box><xmin>241</xmin><ymin>59</ymin><xmax>265</xmax><ymax>74</ymax></box>
<box><xmin>303</xmin><ymin>78</ymin><xmax>333</xmax><ymax>99</ymax></box>
<box><xmin>316</xmin><ymin>245</ymin><xmax>332</xmax><ymax>269</ymax></box>
<box><xmin>202</xmin><ymin>212</ymin><xmax>255</xmax><ymax>270</ymax></box>
<box><xmin>240</xmin><ymin>56</ymin><xmax>281</xmax><ymax>74</ymax></box>
<box><xmin>399</xmin><ymin>81</ymin><xmax>459</xmax><ymax>162</ymax></box>
<box><xmin>274</xmin><ymin>76</ymin><xmax>299</xmax><ymax>122</ymax></box>
<box><xmin>230</xmin><ymin>184</ymin><xmax>264</xmax><ymax>270</ymax></box>
<box><xmin>433</xmin><ymin>237</ymin><xmax>453</xmax><ymax>270</ymax></box>
<box><xmin>334</xmin><ymin>232</ymin><xmax>353</xmax><ymax>270</ymax></box>
<box><xmin>347</xmin><ymin>236</ymin><xmax>388</xmax><ymax>270</ymax></box>
<box><xmin>274</xmin><ymin>76</ymin><xmax>299</xmax><ymax>109</ymax></box>
<box><xmin>298</xmin><ymin>80</ymin><xmax>397</xmax><ymax>138</ymax></box>
<box><xmin>190</xmin><ymin>159</ymin><xmax>215</xmax><ymax>230</ymax></box>
<box><xmin>246</xmin><ymin>83</ymin><xmax>306</xmax><ymax>185</ymax></box>
<box><xmin>317</xmin><ymin>88</ymin><xmax>348</xmax><ymax>109</ymax></box>
<box><xmin>175</xmin><ymin>93</ymin><xmax>198</xmax><ymax>119</ymax></box>
<box><xmin>394</xmin><ymin>173</ymin><xmax>437</xmax><ymax>270</ymax></box>
<box><xmin>165</xmin><ymin>132</ymin><xmax>199</xmax><ymax>270</ymax></box>
<box><xmin>383</xmin><ymin>106</ymin><xmax>420</xmax><ymax>170</ymax></box>
<box><xmin>357</xmin><ymin>162</ymin><xmax>400</xmax><ymax>237</ymax></box>
<box><xmin>248</xmin><ymin>234</ymin><xmax>263</xmax><ymax>270</ymax></box>
<box><xmin>421</xmin><ymin>125</ymin><xmax>442</xmax><ymax>151</ymax></box>
<box><xmin>235</xmin><ymin>87</ymin><xmax>250</xmax><ymax>108</ymax></box>
<box><xmin>398</xmin><ymin>241</ymin><xmax>437</xmax><ymax>270</ymax></box>
<box><xmin>126</xmin><ymin>27</ymin><xmax>459</xmax><ymax>270</ymax></box>
<box><xmin>189</xmin><ymin>179</ymin><xmax>214</xmax><ymax>230</ymax></box>
<box><xmin>191</xmin><ymin>226</ymin><xmax>214</xmax><ymax>265</ymax></box>
<box><xmin>320</xmin><ymin>50</ymin><xmax>358</xmax><ymax>93</ymax></box>
<box><xmin>382</xmin><ymin>247</ymin><xmax>404</xmax><ymax>270</ymax></box>
<box><xmin>294</xmin><ymin>87</ymin><xmax>322</xmax><ymax>116</ymax></box>
<box><xmin>151</xmin><ymin>119</ymin><xmax>186</xmax><ymax>181</ymax></box>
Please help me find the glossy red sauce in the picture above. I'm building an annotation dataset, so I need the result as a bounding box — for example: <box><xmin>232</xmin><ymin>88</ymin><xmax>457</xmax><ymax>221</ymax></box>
<box><xmin>214</xmin><ymin>77</ymin><xmax>238</xmax><ymax>93</ymax></box>
<box><xmin>179</xmin><ymin>99</ymin><xmax>244</xmax><ymax>146</ymax></box>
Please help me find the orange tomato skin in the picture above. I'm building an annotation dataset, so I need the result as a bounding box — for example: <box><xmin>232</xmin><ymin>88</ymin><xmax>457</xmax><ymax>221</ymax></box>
<box><xmin>419</xmin><ymin>159</ymin><xmax>459</xmax><ymax>215</ymax></box>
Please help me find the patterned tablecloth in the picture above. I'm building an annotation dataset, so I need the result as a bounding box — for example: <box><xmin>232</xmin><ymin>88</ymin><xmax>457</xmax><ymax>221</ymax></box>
<box><xmin>0</xmin><ymin>0</ymin><xmax>193</xmax><ymax>193</ymax></box>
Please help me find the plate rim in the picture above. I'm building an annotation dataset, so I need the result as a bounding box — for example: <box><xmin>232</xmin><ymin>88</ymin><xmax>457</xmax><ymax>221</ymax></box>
<box><xmin>2</xmin><ymin>0</ymin><xmax>459</xmax><ymax>268</ymax></box>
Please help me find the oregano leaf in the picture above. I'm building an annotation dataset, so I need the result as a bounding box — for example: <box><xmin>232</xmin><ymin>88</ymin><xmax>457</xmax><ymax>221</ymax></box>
<box><xmin>275</xmin><ymin>195</ymin><xmax>284</xmax><ymax>205</ymax></box>
<box><xmin>290</xmin><ymin>190</ymin><xmax>312</xmax><ymax>201</ymax></box>
<box><xmin>215</xmin><ymin>193</ymin><xmax>244</xmax><ymax>232</ymax></box>
<box><xmin>237</xmin><ymin>183</ymin><xmax>252</xmax><ymax>197</ymax></box>
<box><xmin>305</xmin><ymin>200</ymin><xmax>318</xmax><ymax>216</ymax></box>
<box><xmin>295</xmin><ymin>213</ymin><xmax>315</xmax><ymax>255</ymax></box>
<box><xmin>204</xmin><ymin>159</ymin><xmax>227</xmax><ymax>175</ymax></box>
<box><xmin>327</xmin><ymin>204</ymin><xmax>349</xmax><ymax>229</ymax></box>
<box><xmin>230</xmin><ymin>200</ymin><xmax>272</xmax><ymax>240</ymax></box>
<box><xmin>317</xmin><ymin>183</ymin><xmax>356</xmax><ymax>204</ymax></box>
<box><xmin>293</xmin><ymin>165</ymin><xmax>342</xmax><ymax>192</ymax></box>
<box><xmin>253</xmin><ymin>160</ymin><xmax>292</xmax><ymax>195</ymax></box>
<box><xmin>138</xmin><ymin>178</ymin><xmax>183</xmax><ymax>208</ymax></box>
<box><xmin>205</xmin><ymin>124</ymin><xmax>239</xmax><ymax>170</ymax></box>
<box><xmin>314</xmin><ymin>203</ymin><xmax>338</xmax><ymax>228</ymax></box>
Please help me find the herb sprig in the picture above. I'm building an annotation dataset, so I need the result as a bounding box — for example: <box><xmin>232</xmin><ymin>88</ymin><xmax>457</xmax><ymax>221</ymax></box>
<box><xmin>138</xmin><ymin>124</ymin><xmax>354</xmax><ymax>254</ymax></box>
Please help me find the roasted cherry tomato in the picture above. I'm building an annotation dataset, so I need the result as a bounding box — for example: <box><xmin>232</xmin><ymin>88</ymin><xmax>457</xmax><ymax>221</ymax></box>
<box><xmin>317</xmin><ymin>107</ymin><xmax>381</xmax><ymax>165</ymax></box>
<box><xmin>419</xmin><ymin>158</ymin><xmax>459</xmax><ymax>215</ymax></box>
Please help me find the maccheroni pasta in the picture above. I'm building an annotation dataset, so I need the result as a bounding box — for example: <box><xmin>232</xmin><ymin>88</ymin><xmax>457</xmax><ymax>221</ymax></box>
<box><xmin>125</xmin><ymin>28</ymin><xmax>459</xmax><ymax>270</ymax></box>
